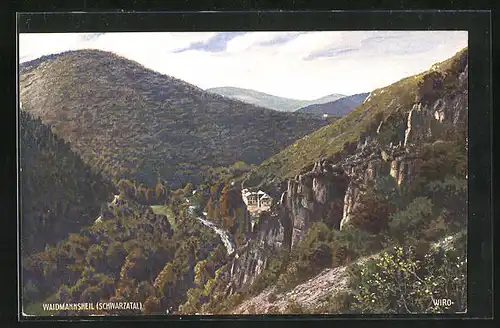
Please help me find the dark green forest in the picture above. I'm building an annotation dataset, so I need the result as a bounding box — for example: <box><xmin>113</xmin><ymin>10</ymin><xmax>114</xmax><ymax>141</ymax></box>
<box><xmin>20</xmin><ymin>111</ymin><xmax>116</xmax><ymax>254</ymax></box>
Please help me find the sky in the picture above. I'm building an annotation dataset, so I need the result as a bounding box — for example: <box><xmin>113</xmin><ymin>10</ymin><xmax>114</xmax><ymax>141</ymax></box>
<box><xmin>19</xmin><ymin>31</ymin><xmax>468</xmax><ymax>100</ymax></box>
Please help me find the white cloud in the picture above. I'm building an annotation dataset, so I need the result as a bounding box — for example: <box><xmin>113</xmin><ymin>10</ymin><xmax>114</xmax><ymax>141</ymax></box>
<box><xmin>19</xmin><ymin>31</ymin><xmax>468</xmax><ymax>100</ymax></box>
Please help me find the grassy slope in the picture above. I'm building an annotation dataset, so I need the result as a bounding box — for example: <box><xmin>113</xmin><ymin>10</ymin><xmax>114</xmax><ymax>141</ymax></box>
<box><xmin>246</xmin><ymin>48</ymin><xmax>468</xmax><ymax>185</ymax></box>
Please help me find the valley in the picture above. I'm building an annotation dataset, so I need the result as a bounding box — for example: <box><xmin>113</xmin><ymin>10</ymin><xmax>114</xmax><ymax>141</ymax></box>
<box><xmin>20</xmin><ymin>47</ymin><xmax>468</xmax><ymax>316</ymax></box>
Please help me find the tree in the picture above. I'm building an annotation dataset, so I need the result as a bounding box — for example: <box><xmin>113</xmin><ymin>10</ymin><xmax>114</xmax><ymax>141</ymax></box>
<box><xmin>348</xmin><ymin>189</ymin><xmax>393</xmax><ymax>234</ymax></box>
<box><xmin>427</xmin><ymin>176</ymin><xmax>467</xmax><ymax>231</ymax></box>
<box><xmin>153</xmin><ymin>263</ymin><xmax>176</xmax><ymax>296</ymax></box>
<box><xmin>388</xmin><ymin>197</ymin><xmax>434</xmax><ymax>245</ymax></box>
<box><xmin>136</xmin><ymin>281</ymin><xmax>156</xmax><ymax>302</ymax></box>
<box><xmin>183</xmin><ymin>183</ymin><xmax>194</xmax><ymax>195</ymax></box>
<box><xmin>85</xmin><ymin>244</ymin><xmax>106</xmax><ymax>270</ymax></box>
<box><xmin>80</xmin><ymin>286</ymin><xmax>101</xmax><ymax>303</ymax></box>
<box><xmin>194</xmin><ymin>260</ymin><xmax>213</xmax><ymax>287</ymax></box>
<box><xmin>56</xmin><ymin>284</ymin><xmax>71</xmax><ymax>303</ymax></box>
<box><xmin>349</xmin><ymin>244</ymin><xmax>467</xmax><ymax>314</ymax></box>
<box><xmin>106</xmin><ymin>242</ymin><xmax>127</xmax><ymax>271</ymax></box>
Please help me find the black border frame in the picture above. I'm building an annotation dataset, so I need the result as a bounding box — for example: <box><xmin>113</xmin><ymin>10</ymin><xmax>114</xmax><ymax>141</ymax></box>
<box><xmin>14</xmin><ymin>10</ymin><xmax>492</xmax><ymax>322</ymax></box>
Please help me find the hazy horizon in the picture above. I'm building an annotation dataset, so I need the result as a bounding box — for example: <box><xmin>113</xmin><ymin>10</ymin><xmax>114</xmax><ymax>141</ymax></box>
<box><xmin>19</xmin><ymin>31</ymin><xmax>467</xmax><ymax>100</ymax></box>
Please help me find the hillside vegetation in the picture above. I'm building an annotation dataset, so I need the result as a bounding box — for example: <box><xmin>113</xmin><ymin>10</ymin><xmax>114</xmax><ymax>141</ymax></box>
<box><xmin>20</xmin><ymin>47</ymin><xmax>469</xmax><ymax>317</ymax></box>
<box><xmin>245</xmin><ymin>48</ymin><xmax>468</xmax><ymax>187</ymax></box>
<box><xmin>20</xmin><ymin>110</ymin><xmax>116</xmax><ymax>254</ymax></box>
<box><xmin>207</xmin><ymin>86</ymin><xmax>345</xmax><ymax>112</ymax></box>
<box><xmin>20</xmin><ymin>50</ymin><xmax>327</xmax><ymax>189</ymax></box>
<box><xmin>22</xmin><ymin>184</ymin><xmax>228</xmax><ymax>316</ymax></box>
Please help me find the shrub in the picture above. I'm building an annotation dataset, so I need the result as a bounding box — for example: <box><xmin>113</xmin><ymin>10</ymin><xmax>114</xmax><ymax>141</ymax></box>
<box><xmin>333</xmin><ymin>227</ymin><xmax>382</xmax><ymax>261</ymax></box>
<box><xmin>387</xmin><ymin>197</ymin><xmax>434</xmax><ymax>245</ymax></box>
<box><xmin>349</xmin><ymin>244</ymin><xmax>466</xmax><ymax>314</ymax></box>
<box><xmin>426</xmin><ymin>176</ymin><xmax>467</xmax><ymax>230</ymax></box>
<box><xmin>348</xmin><ymin>188</ymin><xmax>393</xmax><ymax>234</ymax></box>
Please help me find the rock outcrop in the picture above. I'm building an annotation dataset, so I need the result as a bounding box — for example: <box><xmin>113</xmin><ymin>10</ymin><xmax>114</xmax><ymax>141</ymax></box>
<box><xmin>219</xmin><ymin>49</ymin><xmax>468</xmax><ymax>296</ymax></box>
<box><xmin>277</xmin><ymin>53</ymin><xmax>468</xmax><ymax>244</ymax></box>
<box><xmin>222</xmin><ymin>210</ymin><xmax>287</xmax><ymax>294</ymax></box>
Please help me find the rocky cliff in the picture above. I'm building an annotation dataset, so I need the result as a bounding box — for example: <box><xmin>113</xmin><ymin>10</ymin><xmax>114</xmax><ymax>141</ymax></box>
<box><xmin>279</xmin><ymin>52</ymin><xmax>467</xmax><ymax>246</ymax></box>
<box><xmin>212</xmin><ymin>48</ymin><xmax>468</xmax><ymax>298</ymax></box>
<box><xmin>221</xmin><ymin>210</ymin><xmax>286</xmax><ymax>294</ymax></box>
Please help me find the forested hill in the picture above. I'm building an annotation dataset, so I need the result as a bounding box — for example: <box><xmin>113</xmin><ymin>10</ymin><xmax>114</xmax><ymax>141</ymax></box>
<box><xmin>20</xmin><ymin>110</ymin><xmax>116</xmax><ymax>254</ymax></box>
<box><xmin>19</xmin><ymin>50</ymin><xmax>328</xmax><ymax>189</ymax></box>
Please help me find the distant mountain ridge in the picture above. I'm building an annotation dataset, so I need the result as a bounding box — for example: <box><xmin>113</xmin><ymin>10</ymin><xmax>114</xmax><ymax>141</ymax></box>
<box><xmin>206</xmin><ymin>86</ymin><xmax>345</xmax><ymax>112</ymax></box>
<box><xmin>19</xmin><ymin>50</ymin><xmax>328</xmax><ymax>189</ymax></box>
<box><xmin>296</xmin><ymin>93</ymin><xmax>369</xmax><ymax>116</ymax></box>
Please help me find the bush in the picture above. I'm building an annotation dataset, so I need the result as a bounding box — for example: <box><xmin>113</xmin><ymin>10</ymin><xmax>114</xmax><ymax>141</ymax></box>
<box><xmin>426</xmin><ymin>176</ymin><xmax>467</xmax><ymax>231</ymax></box>
<box><xmin>387</xmin><ymin>197</ymin><xmax>434</xmax><ymax>245</ymax></box>
<box><xmin>333</xmin><ymin>227</ymin><xmax>382</xmax><ymax>261</ymax></box>
<box><xmin>348</xmin><ymin>188</ymin><xmax>393</xmax><ymax>234</ymax></box>
<box><xmin>349</xmin><ymin>243</ymin><xmax>466</xmax><ymax>314</ymax></box>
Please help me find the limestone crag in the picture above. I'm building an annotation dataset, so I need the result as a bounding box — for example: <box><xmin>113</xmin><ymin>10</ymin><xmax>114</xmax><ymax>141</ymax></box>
<box><xmin>280</xmin><ymin>55</ymin><xmax>468</xmax><ymax>239</ymax></box>
<box><xmin>223</xmin><ymin>210</ymin><xmax>287</xmax><ymax>294</ymax></box>
<box><xmin>221</xmin><ymin>52</ymin><xmax>468</xmax><ymax>295</ymax></box>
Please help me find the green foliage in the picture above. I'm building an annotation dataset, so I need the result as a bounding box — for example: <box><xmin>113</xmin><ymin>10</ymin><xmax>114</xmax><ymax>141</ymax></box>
<box><xmin>143</xmin><ymin>296</ymin><xmax>162</xmax><ymax>314</ymax></box>
<box><xmin>387</xmin><ymin>197</ymin><xmax>434</xmax><ymax>245</ymax></box>
<box><xmin>19</xmin><ymin>110</ymin><xmax>116</xmax><ymax>254</ymax></box>
<box><xmin>349</xmin><ymin>243</ymin><xmax>466</xmax><ymax>314</ymax></box>
<box><xmin>275</xmin><ymin>223</ymin><xmax>382</xmax><ymax>292</ymax></box>
<box><xmin>21</xmin><ymin>48</ymin><xmax>469</xmax><ymax>317</ymax></box>
<box><xmin>20</xmin><ymin>50</ymin><xmax>327</xmax><ymax>189</ymax></box>
<box><xmin>214</xmin><ymin>292</ymin><xmax>245</xmax><ymax>314</ymax></box>
<box><xmin>247</xmin><ymin>251</ymin><xmax>288</xmax><ymax>296</ymax></box>
<box><xmin>347</xmin><ymin>188</ymin><xmax>393</xmax><ymax>234</ymax></box>
<box><xmin>23</xmin><ymin>193</ymin><xmax>222</xmax><ymax>315</ymax></box>
<box><xmin>426</xmin><ymin>176</ymin><xmax>467</xmax><ymax>231</ymax></box>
